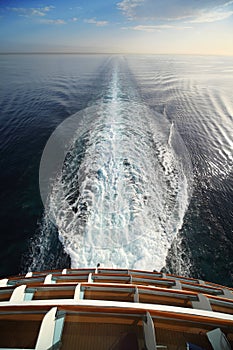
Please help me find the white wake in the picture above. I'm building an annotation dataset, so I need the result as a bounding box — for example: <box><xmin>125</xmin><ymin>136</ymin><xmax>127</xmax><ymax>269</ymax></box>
<box><xmin>40</xmin><ymin>62</ymin><xmax>192</xmax><ymax>271</ymax></box>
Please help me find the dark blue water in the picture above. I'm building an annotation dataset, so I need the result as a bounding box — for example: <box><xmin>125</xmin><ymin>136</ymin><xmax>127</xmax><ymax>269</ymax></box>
<box><xmin>0</xmin><ymin>54</ymin><xmax>232</xmax><ymax>286</ymax></box>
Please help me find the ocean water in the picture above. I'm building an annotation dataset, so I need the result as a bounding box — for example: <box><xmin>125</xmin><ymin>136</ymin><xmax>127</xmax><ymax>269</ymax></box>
<box><xmin>0</xmin><ymin>54</ymin><xmax>232</xmax><ymax>286</ymax></box>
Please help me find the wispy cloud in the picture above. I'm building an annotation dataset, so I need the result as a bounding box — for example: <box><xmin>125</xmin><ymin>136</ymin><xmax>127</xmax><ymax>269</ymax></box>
<box><xmin>129</xmin><ymin>24</ymin><xmax>192</xmax><ymax>32</ymax></box>
<box><xmin>117</xmin><ymin>0</ymin><xmax>233</xmax><ymax>23</ymax></box>
<box><xmin>40</xmin><ymin>19</ymin><xmax>66</xmax><ymax>25</ymax></box>
<box><xmin>7</xmin><ymin>6</ymin><xmax>54</xmax><ymax>17</ymax></box>
<box><xmin>222</xmin><ymin>0</ymin><xmax>233</xmax><ymax>7</ymax></box>
<box><xmin>117</xmin><ymin>0</ymin><xmax>144</xmax><ymax>20</ymax></box>
<box><xmin>71</xmin><ymin>17</ymin><xmax>78</xmax><ymax>22</ymax></box>
<box><xmin>189</xmin><ymin>2</ymin><xmax>233</xmax><ymax>23</ymax></box>
<box><xmin>84</xmin><ymin>18</ymin><xmax>108</xmax><ymax>26</ymax></box>
<box><xmin>189</xmin><ymin>10</ymin><xmax>233</xmax><ymax>23</ymax></box>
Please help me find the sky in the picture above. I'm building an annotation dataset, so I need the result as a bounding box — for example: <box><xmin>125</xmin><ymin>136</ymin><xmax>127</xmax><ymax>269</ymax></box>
<box><xmin>0</xmin><ymin>0</ymin><xmax>233</xmax><ymax>54</ymax></box>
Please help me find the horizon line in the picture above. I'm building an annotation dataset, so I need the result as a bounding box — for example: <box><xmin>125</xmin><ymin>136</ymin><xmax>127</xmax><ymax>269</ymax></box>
<box><xmin>0</xmin><ymin>51</ymin><xmax>233</xmax><ymax>57</ymax></box>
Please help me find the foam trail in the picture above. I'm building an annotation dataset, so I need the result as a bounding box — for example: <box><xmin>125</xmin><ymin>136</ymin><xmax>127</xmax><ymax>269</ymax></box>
<box><xmin>40</xmin><ymin>60</ymin><xmax>193</xmax><ymax>271</ymax></box>
<box><xmin>168</xmin><ymin>121</ymin><xmax>174</xmax><ymax>147</ymax></box>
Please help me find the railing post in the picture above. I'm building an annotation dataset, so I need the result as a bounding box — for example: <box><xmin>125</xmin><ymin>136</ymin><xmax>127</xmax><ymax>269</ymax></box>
<box><xmin>134</xmin><ymin>286</ymin><xmax>139</xmax><ymax>303</ymax></box>
<box><xmin>35</xmin><ymin>307</ymin><xmax>57</xmax><ymax>350</ymax></box>
<box><xmin>9</xmin><ymin>285</ymin><xmax>26</xmax><ymax>302</ymax></box>
<box><xmin>0</xmin><ymin>278</ymin><xmax>8</xmax><ymax>287</ymax></box>
<box><xmin>25</xmin><ymin>271</ymin><xmax>33</xmax><ymax>277</ymax></box>
<box><xmin>74</xmin><ymin>283</ymin><xmax>83</xmax><ymax>300</ymax></box>
<box><xmin>223</xmin><ymin>289</ymin><xmax>233</xmax><ymax>300</ymax></box>
<box><xmin>44</xmin><ymin>274</ymin><xmax>53</xmax><ymax>284</ymax></box>
<box><xmin>171</xmin><ymin>280</ymin><xmax>182</xmax><ymax>290</ymax></box>
<box><xmin>191</xmin><ymin>293</ymin><xmax>212</xmax><ymax>311</ymax></box>
<box><xmin>88</xmin><ymin>273</ymin><xmax>93</xmax><ymax>283</ymax></box>
<box><xmin>143</xmin><ymin>311</ymin><xmax>157</xmax><ymax>350</ymax></box>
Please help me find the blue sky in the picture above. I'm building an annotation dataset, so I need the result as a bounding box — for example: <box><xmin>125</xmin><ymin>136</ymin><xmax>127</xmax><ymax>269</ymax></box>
<box><xmin>0</xmin><ymin>0</ymin><xmax>233</xmax><ymax>54</ymax></box>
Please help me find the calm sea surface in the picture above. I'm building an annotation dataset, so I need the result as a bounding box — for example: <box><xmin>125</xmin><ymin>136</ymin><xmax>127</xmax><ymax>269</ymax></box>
<box><xmin>0</xmin><ymin>54</ymin><xmax>232</xmax><ymax>286</ymax></box>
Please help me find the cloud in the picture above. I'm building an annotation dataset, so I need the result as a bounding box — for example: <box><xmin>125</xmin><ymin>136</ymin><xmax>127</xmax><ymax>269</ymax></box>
<box><xmin>71</xmin><ymin>17</ymin><xmax>78</xmax><ymax>22</ymax></box>
<box><xmin>190</xmin><ymin>10</ymin><xmax>233</xmax><ymax>23</ymax></box>
<box><xmin>131</xmin><ymin>24</ymin><xmax>192</xmax><ymax>32</ymax></box>
<box><xmin>188</xmin><ymin>3</ymin><xmax>233</xmax><ymax>23</ymax></box>
<box><xmin>7</xmin><ymin>6</ymin><xmax>54</xmax><ymax>17</ymax></box>
<box><xmin>117</xmin><ymin>0</ymin><xmax>145</xmax><ymax>20</ymax></box>
<box><xmin>117</xmin><ymin>0</ymin><xmax>233</xmax><ymax>23</ymax></box>
<box><xmin>222</xmin><ymin>0</ymin><xmax>233</xmax><ymax>6</ymax></box>
<box><xmin>84</xmin><ymin>18</ymin><xmax>108</xmax><ymax>26</ymax></box>
<box><xmin>117</xmin><ymin>0</ymin><xmax>195</xmax><ymax>20</ymax></box>
<box><xmin>40</xmin><ymin>19</ymin><xmax>66</xmax><ymax>25</ymax></box>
